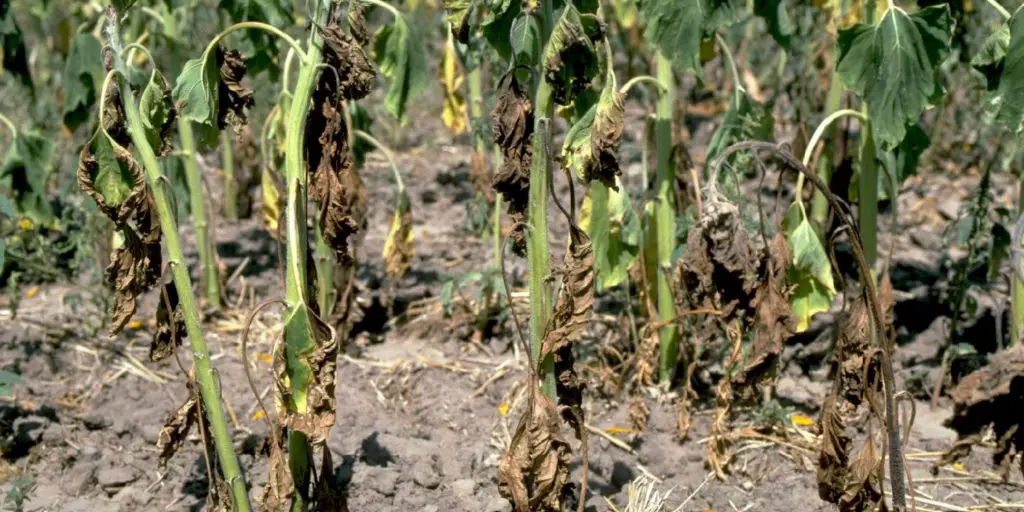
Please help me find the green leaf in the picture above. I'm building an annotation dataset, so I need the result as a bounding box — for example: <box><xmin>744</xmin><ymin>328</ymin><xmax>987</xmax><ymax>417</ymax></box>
<box><xmin>0</xmin><ymin>1</ymin><xmax>32</xmax><ymax>88</ymax></box>
<box><xmin>0</xmin><ymin>193</ymin><xmax>15</xmax><ymax>218</ymax></box>
<box><xmin>638</xmin><ymin>0</ymin><xmax>739</xmax><ymax>72</ymax></box>
<box><xmin>218</xmin><ymin>0</ymin><xmax>292</xmax><ymax>78</ymax></box>
<box><xmin>443</xmin><ymin>0</ymin><xmax>473</xmax><ymax>41</ymax></box>
<box><xmin>172</xmin><ymin>51</ymin><xmax>219</xmax><ymax>129</ymax></box>
<box><xmin>86</xmin><ymin>134</ymin><xmax>136</xmax><ymax>207</ymax></box>
<box><xmin>374</xmin><ymin>13</ymin><xmax>430</xmax><ymax>125</ymax></box>
<box><xmin>990</xmin><ymin>8</ymin><xmax>1024</xmax><ymax>135</ymax></box>
<box><xmin>836</xmin><ymin>4</ymin><xmax>952</xmax><ymax>149</ymax></box>
<box><xmin>705</xmin><ymin>90</ymin><xmax>774</xmax><ymax>169</ymax></box>
<box><xmin>0</xmin><ymin>132</ymin><xmax>54</xmax><ymax>224</ymax></box>
<box><xmin>62</xmin><ymin>33</ymin><xmax>104</xmax><ymax>131</ymax></box>
<box><xmin>581</xmin><ymin>178</ymin><xmax>640</xmax><ymax>290</ymax></box>
<box><xmin>754</xmin><ymin>0</ymin><xmax>794</xmax><ymax>48</ymax></box>
<box><xmin>511</xmin><ymin>14</ymin><xmax>542</xmax><ymax>68</ymax></box>
<box><xmin>972</xmin><ymin>23</ymin><xmax>1010</xmax><ymax>91</ymax></box>
<box><xmin>482</xmin><ymin>1</ymin><xmax>520</xmax><ymax>61</ymax></box>
<box><xmin>139</xmin><ymin>70</ymin><xmax>171</xmax><ymax>151</ymax></box>
<box><xmin>543</xmin><ymin>4</ymin><xmax>601</xmax><ymax>105</ymax></box>
<box><xmin>481</xmin><ymin>0</ymin><xmax>515</xmax><ymax>26</ymax></box>
<box><xmin>784</xmin><ymin>203</ymin><xmax>835</xmax><ymax>332</ymax></box>
<box><xmin>0</xmin><ymin>370</ymin><xmax>20</xmax><ymax>398</ymax></box>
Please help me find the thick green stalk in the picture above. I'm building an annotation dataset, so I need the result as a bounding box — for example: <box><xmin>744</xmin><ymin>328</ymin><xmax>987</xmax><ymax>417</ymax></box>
<box><xmin>1013</xmin><ymin>171</ymin><xmax>1024</xmax><ymax>346</ymax></box>
<box><xmin>654</xmin><ymin>52</ymin><xmax>678</xmax><ymax>385</ymax></box>
<box><xmin>468</xmin><ymin>65</ymin><xmax>486</xmax><ymax>157</ymax></box>
<box><xmin>858</xmin><ymin>118</ymin><xmax>877</xmax><ymax>266</ymax></box>
<box><xmin>222</xmin><ymin>129</ymin><xmax>237</xmax><ymax>220</ymax></box>
<box><xmin>493</xmin><ymin>192</ymin><xmax>502</xmax><ymax>269</ymax></box>
<box><xmin>103</xmin><ymin>10</ymin><xmax>248</xmax><ymax>511</ymax></box>
<box><xmin>811</xmin><ymin>73</ymin><xmax>844</xmax><ymax>230</ymax></box>
<box><xmin>315</xmin><ymin>225</ymin><xmax>335</xmax><ymax>316</ymax></box>
<box><xmin>282</xmin><ymin>2</ymin><xmax>329</xmax><ymax>509</ymax></box>
<box><xmin>529</xmin><ymin>80</ymin><xmax>556</xmax><ymax>397</ymax></box>
<box><xmin>179</xmin><ymin>120</ymin><xmax>222</xmax><ymax>309</ymax></box>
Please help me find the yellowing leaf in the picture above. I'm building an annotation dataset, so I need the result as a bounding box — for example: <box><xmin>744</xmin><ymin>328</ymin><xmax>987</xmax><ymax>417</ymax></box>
<box><xmin>439</xmin><ymin>31</ymin><xmax>467</xmax><ymax>135</ymax></box>
<box><xmin>24</xmin><ymin>286</ymin><xmax>39</xmax><ymax>299</ymax></box>
<box><xmin>784</xmin><ymin>203</ymin><xmax>836</xmax><ymax>331</ymax></box>
<box><xmin>498</xmin><ymin>401</ymin><xmax>510</xmax><ymax>416</ymax></box>
<box><xmin>260</xmin><ymin>167</ymin><xmax>281</xmax><ymax>236</ymax></box>
<box><xmin>790</xmin><ymin>414</ymin><xmax>815</xmax><ymax>426</ymax></box>
<box><xmin>383</xmin><ymin>191</ymin><xmax>414</xmax><ymax>280</ymax></box>
<box><xmin>252</xmin><ymin>409</ymin><xmax>266</xmax><ymax>420</ymax></box>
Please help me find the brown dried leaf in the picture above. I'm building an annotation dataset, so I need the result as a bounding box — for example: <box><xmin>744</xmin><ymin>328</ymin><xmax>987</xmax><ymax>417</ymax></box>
<box><xmin>261</xmin><ymin>429</ymin><xmax>295</xmax><ymax>511</ymax></box>
<box><xmin>497</xmin><ymin>390</ymin><xmax>574</xmax><ymax>512</ymax></box>
<box><xmin>216</xmin><ymin>47</ymin><xmax>254</xmax><ymax>133</ymax></box>
<box><xmin>840</xmin><ymin>439</ymin><xmax>884</xmax><ymax>512</ymax></box>
<box><xmin>151</xmin><ymin>281</ymin><xmax>185</xmax><ymax>362</ymax></box>
<box><xmin>320</xmin><ymin>23</ymin><xmax>376</xmax><ymax>101</ymax></box>
<box><xmin>274</xmin><ymin>308</ymin><xmax>338</xmax><ymax>443</ymax></box>
<box><xmin>156</xmin><ymin>393</ymin><xmax>198</xmax><ymax>466</ymax></box>
<box><xmin>491</xmin><ymin>74</ymin><xmax>534</xmax><ymax>256</ymax></box>
<box><xmin>817</xmin><ymin>394</ymin><xmax>850</xmax><ymax>504</ymax></box>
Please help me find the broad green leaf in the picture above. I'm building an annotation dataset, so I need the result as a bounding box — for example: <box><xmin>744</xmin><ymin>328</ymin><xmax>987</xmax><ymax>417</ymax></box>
<box><xmin>754</xmin><ymin>0</ymin><xmax>794</xmax><ymax>48</ymax></box>
<box><xmin>705</xmin><ymin>90</ymin><xmax>774</xmax><ymax>169</ymax></box>
<box><xmin>282</xmin><ymin>304</ymin><xmax>322</xmax><ymax>412</ymax></box>
<box><xmin>0</xmin><ymin>132</ymin><xmax>54</xmax><ymax>224</ymax></box>
<box><xmin>139</xmin><ymin>70</ymin><xmax>171</xmax><ymax>151</ymax></box>
<box><xmin>62</xmin><ymin>33</ymin><xmax>104</xmax><ymax>131</ymax></box>
<box><xmin>218</xmin><ymin>0</ymin><xmax>292</xmax><ymax>78</ymax></box>
<box><xmin>481</xmin><ymin>0</ymin><xmax>520</xmax><ymax>61</ymax></box>
<box><xmin>172</xmin><ymin>51</ymin><xmax>218</xmax><ymax>129</ymax></box>
<box><xmin>836</xmin><ymin>4</ymin><xmax>952</xmax><ymax>149</ymax></box>
<box><xmin>374</xmin><ymin>13</ymin><xmax>430</xmax><ymax>125</ymax></box>
<box><xmin>543</xmin><ymin>4</ymin><xmax>600</xmax><ymax>105</ymax></box>
<box><xmin>638</xmin><ymin>0</ymin><xmax>739</xmax><ymax>71</ymax></box>
<box><xmin>86</xmin><ymin>134</ymin><xmax>136</xmax><ymax>207</ymax></box>
<box><xmin>0</xmin><ymin>1</ymin><xmax>31</xmax><ymax>88</ymax></box>
<box><xmin>511</xmin><ymin>14</ymin><xmax>542</xmax><ymax>68</ymax></box>
<box><xmin>991</xmin><ymin>8</ymin><xmax>1024</xmax><ymax>135</ymax></box>
<box><xmin>581</xmin><ymin>179</ymin><xmax>640</xmax><ymax>290</ymax></box>
<box><xmin>784</xmin><ymin>203</ymin><xmax>835</xmax><ymax>332</ymax></box>
<box><xmin>972</xmin><ymin>23</ymin><xmax>1010</xmax><ymax>91</ymax></box>
<box><xmin>0</xmin><ymin>370</ymin><xmax>20</xmax><ymax>398</ymax></box>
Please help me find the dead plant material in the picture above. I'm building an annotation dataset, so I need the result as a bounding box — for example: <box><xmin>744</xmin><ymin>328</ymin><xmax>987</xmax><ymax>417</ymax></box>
<box><xmin>939</xmin><ymin>343</ymin><xmax>1024</xmax><ymax>480</ymax></box>
<box><xmin>77</xmin><ymin>137</ymin><xmax>162</xmax><ymax>335</ymax></box>
<box><xmin>470</xmin><ymin>151</ymin><xmax>494</xmax><ymax>204</ymax></box>
<box><xmin>215</xmin><ymin>47</ymin><xmax>254</xmax><ymax>133</ymax></box>
<box><xmin>497</xmin><ymin>389</ymin><xmax>575</xmax><ymax>512</ymax></box>
<box><xmin>151</xmin><ymin>281</ymin><xmax>185</xmax><ymax>362</ymax></box>
<box><xmin>261</xmin><ymin>429</ymin><xmax>295</xmax><ymax>510</ymax></box>
<box><xmin>383</xmin><ymin>194</ymin><xmax>414</xmax><ymax>280</ymax></box>
<box><xmin>156</xmin><ymin>392</ymin><xmax>199</xmax><ymax>466</ymax></box>
<box><xmin>319</xmin><ymin>22</ymin><xmax>375</xmax><ymax>102</ymax></box>
<box><xmin>491</xmin><ymin>74</ymin><xmax>534</xmax><ymax>256</ymax></box>
<box><xmin>628</xmin><ymin>395</ymin><xmax>650</xmax><ymax>439</ymax></box>
<box><xmin>273</xmin><ymin>313</ymin><xmax>338</xmax><ymax>443</ymax></box>
<box><xmin>582</xmin><ymin>86</ymin><xmax>625</xmax><ymax>189</ymax></box>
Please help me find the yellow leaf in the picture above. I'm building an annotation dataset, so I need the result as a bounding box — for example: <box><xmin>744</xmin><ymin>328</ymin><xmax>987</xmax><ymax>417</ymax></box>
<box><xmin>604</xmin><ymin>426</ymin><xmax>632</xmax><ymax>435</ymax></box>
<box><xmin>790</xmin><ymin>414</ymin><xmax>815</xmax><ymax>427</ymax></box>
<box><xmin>24</xmin><ymin>286</ymin><xmax>39</xmax><ymax>299</ymax></box>
<box><xmin>383</xmin><ymin>194</ymin><xmax>414</xmax><ymax>280</ymax></box>
<box><xmin>439</xmin><ymin>31</ymin><xmax>467</xmax><ymax>136</ymax></box>
<box><xmin>18</xmin><ymin>218</ymin><xmax>33</xmax><ymax>230</ymax></box>
<box><xmin>498</xmin><ymin>401</ymin><xmax>510</xmax><ymax>416</ymax></box>
<box><xmin>260</xmin><ymin>167</ymin><xmax>281</xmax><ymax>236</ymax></box>
<box><xmin>258</xmin><ymin>353</ymin><xmax>272</xmax><ymax>364</ymax></box>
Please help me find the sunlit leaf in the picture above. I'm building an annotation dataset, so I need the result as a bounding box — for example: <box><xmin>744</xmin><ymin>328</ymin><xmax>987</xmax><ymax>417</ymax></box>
<box><xmin>62</xmin><ymin>33</ymin><xmax>104</xmax><ymax>131</ymax></box>
<box><xmin>836</xmin><ymin>4</ymin><xmax>952</xmax><ymax>149</ymax></box>
<box><xmin>638</xmin><ymin>0</ymin><xmax>739</xmax><ymax>72</ymax></box>
<box><xmin>139</xmin><ymin>69</ymin><xmax>174</xmax><ymax>152</ymax></box>
<box><xmin>172</xmin><ymin>52</ymin><xmax>219</xmax><ymax>130</ymax></box>
<box><xmin>440</xmin><ymin>32</ymin><xmax>467</xmax><ymax>135</ymax></box>
<box><xmin>374</xmin><ymin>12</ymin><xmax>430</xmax><ymax>125</ymax></box>
<box><xmin>383</xmin><ymin>190</ymin><xmax>414</xmax><ymax>280</ymax></box>
<box><xmin>581</xmin><ymin>178</ymin><xmax>640</xmax><ymax>291</ymax></box>
<box><xmin>784</xmin><ymin>203</ymin><xmax>836</xmax><ymax>332</ymax></box>
<box><xmin>989</xmin><ymin>7</ymin><xmax>1024</xmax><ymax>136</ymax></box>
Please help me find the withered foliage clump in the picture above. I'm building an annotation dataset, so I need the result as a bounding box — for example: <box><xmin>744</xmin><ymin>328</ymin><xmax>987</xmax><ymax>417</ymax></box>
<box><xmin>305</xmin><ymin>12</ymin><xmax>374</xmax><ymax>266</ymax></box>
<box><xmin>498</xmin><ymin>390</ymin><xmax>574</xmax><ymax>512</ymax></box>
<box><xmin>491</xmin><ymin>74</ymin><xmax>534</xmax><ymax>256</ymax></box>
<box><xmin>156</xmin><ymin>388</ymin><xmax>199</xmax><ymax>466</ymax></box>
<box><xmin>938</xmin><ymin>343</ymin><xmax>1024</xmax><ymax>480</ymax></box>
<box><xmin>215</xmin><ymin>47</ymin><xmax>254</xmax><ymax>133</ymax></box>
<box><xmin>273</xmin><ymin>315</ymin><xmax>339</xmax><ymax>443</ymax></box>
<box><xmin>543</xmin><ymin>10</ymin><xmax>602</xmax><ymax>105</ymax></box>
<box><xmin>584</xmin><ymin>88</ymin><xmax>625</xmax><ymax>189</ymax></box>
<box><xmin>151</xmin><ymin>281</ymin><xmax>186</xmax><ymax>362</ymax></box>
<box><xmin>816</xmin><ymin>273</ymin><xmax>894</xmax><ymax>511</ymax></box>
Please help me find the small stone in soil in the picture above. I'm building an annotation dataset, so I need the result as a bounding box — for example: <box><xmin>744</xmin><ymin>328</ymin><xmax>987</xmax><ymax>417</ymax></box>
<box><xmin>79</xmin><ymin>411</ymin><xmax>109</xmax><ymax>430</ymax></box>
<box><xmin>354</xmin><ymin>467</ymin><xmax>399</xmax><ymax>496</ymax></box>
<box><xmin>419</xmin><ymin>506</ymin><xmax>439</xmax><ymax>512</ymax></box>
<box><xmin>41</xmin><ymin>422</ymin><xmax>65</xmax><ymax>444</ymax></box>
<box><xmin>411</xmin><ymin>459</ymin><xmax>440</xmax><ymax>489</ymax></box>
<box><xmin>96</xmin><ymin>466</ymin><xmax>138</xmax><ymax>491</ymax></box>
<box><xmin>61</xmin><ymin>463</ymin><xmax>98</xmax><ymax>495</ymax></box>
<box><xmin>450</xmin><ymin>478</ymin><xmax>476</xmax><ymax>498</ymax></box>
<box><xmin>114</xmin><ymin>486</ymin><xmax>153</xmax><ymax>507</ymax></box>
<box><xmin>484</xmin><ymin>496</ymin><xmax>513</xmax><ymax>512</ymax></box>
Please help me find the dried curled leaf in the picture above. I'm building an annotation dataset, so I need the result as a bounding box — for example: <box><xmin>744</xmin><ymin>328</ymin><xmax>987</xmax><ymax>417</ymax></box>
<box><xmin>156</xmin><ymin>393</ymin><xmax>198</xmax><ymax>466</ymax></box>
<box><xmin>320</xmin><ymin>21</ymin><xmax>376</xmax><ymax>101</ymax></box>
<box><xmin>151</xmin><ymin>281</ymin><xmax>185</xmax><ymax>362</ymax></box>
<box><xmin>138</xmin><ymin>69</ymin><xmax>177</xmax><ymax>156</ymax></box>
<box><xmin>491</xmin><ymin>74</ymin><xmax>534</xmax><ymax>255</ymax></box>
<box><xmin>440</xmin><ymin>32</ymin><xmax>467</xmax><ymax>136</ymax></box>
<box><xmin>543</xmin><ymin>5</ymin><xmax>601</xmax><ymax>105</ymax></box>
<box><xmin>261</xmin><ymin>428</ymin><xmax>295</xmax><ymax>510</ymax></box>
<box><xmin>77</xmin><ymin>134</ymin><xmax>161</xmax><ymax>334</ymax></box>
<box><xmin>941</xmin><ymin>343</ymin><xmax>1024</xmax><ymax>479</ymax></box>
<box><xmin>562</xmin><ymin>65</ymin><xmax>624</xmax><ymax>188</ymax></box>
<box><xmin>275</xmin><ymin>306</ymin><xmax>339</xmax><ymax>443</ymax></box>
<box><xmin>216</xmin><ymin>47</ymin><xmax>254</xmax><ymax>132</ymax></box>
<box><xmin>383</xmin><ymin>191</ymin><xmax>414</xmax><ymax>280</ymax></box>
<box><xmin>497</xmin><ymin>390</ymin><xmax>574</xmax><ymax>512</ymax></box>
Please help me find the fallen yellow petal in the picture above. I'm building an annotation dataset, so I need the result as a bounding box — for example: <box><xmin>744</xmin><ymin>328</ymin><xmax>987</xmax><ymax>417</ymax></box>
<box><xmin>258</xmin><ymin>353</ymin><xmax>272</xmax><ymax>364</ymax></box>
<box><xmin>604</xmin><ymin>426</ymin><xmax>632</xmax><ymax>435</ymax></box>
<box><xmin>790</xmin><ymin>414</ymin><xmax>815</xmax><ymax>427</ymax></box>
<box><xmin>498</xmin><ymin>401</ymin><xmax>510</xmax><ymax>417</ymax></box>
<box><xmin>252</xmin><ymin>410</ymin><xmax>266</xmax><ymax>420</ymax></box>
<box><xmin>24</xmin><ymin>286</ymin><xmax>39</xmax><ymax>299</ymax></box>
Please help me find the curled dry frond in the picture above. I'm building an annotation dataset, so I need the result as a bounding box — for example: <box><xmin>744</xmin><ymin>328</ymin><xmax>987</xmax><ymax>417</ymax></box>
<box><xmin>497</xmin><ymin>389</ymin><xmax>574</xmax><ymax>512</ymax></box>
<box><xmin>320</xmin><ymin>23</ymin><xmax>376</xmax><ymax>101</ymax></box>
<box><xmin>491</xmin><ymin>74</ymin><xmax>533</xmax><ymax>255</ymax></box>
<box><xmin>156</xmin><ymin>392</ymin><xmax>198</xmax><ymax>466</ymax></box>
<box><xmin>215</xmin><ymin>47</ymin><xmax>254</xmax><ymax>133</ymax></box>
<box><xmin>543</xmin><ymin>5</ymin><xmax>601</xmax><ymax>105</ymax></box>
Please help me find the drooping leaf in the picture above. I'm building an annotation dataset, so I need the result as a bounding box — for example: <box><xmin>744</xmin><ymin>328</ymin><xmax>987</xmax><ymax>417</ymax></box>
<box><xmin>562</xmin><ymin>64</ymin><xmax>625</xmax><ymax>188</ymax></box>
<box><xmin>543</xmin><ymin>5</ymin><xmax>601</xmax><ymax>105</ymax></box>
<box><xmin>62</xmin><ymin>33</ymin><xmax>104</xmax><ymax>131</ymax></box>
<box><xmin>705</xmin><ymin>90</ymin><xmax>775</xmax><ymax>169</ymax></box>
<box><xmin>638</xmin><ymin>0</ymin><xmax>740</xmax><ymax>72</ymax></box>
<box><xmin>139</xmin><ymin>69</ymin><xmax>177</xmax><ymax>155</ymax></box>
<box><xmin>374</xmin><ymin>12</ymin><xmax>430</xmax><ymax>125</ymax></box>
<box><xmin>157</xmin><ymin>391</ymin><xmax>199</xmax><ymax>465</ymax></box>
<box><xmin>972</xmin><ymin>23</ymin><xmax>1010</xmax><ymax>91</ymax></box>
<box><xmin>172</xmin><ymin>51</ymin><xmax>219</xmax><ymax>130</ymax></box>
<box><xmin>0</xmin><ymin>0</ymin><xmax>32</xmax><ymax>88</ymax></box>
<box><xmin>990</xmin><ymin>8</ymin><xmax>1024</xmax><ymax>136</ymax></box>
<box><xmin>481</xmin><ymin>0</ymin><xmax>521</xmax><ymax>61</ymax></box>
<box><xmin>0</xmin><ymin>131</ymin><xmax>54</xmax><ymax>224</ymax></box>
<box><xmin>784</xmin><ymin>203</ymin><xmax>836</xmax><ymax>332</ymax></box>
<box><xmin>497</xmin><ymin>390</ymin><xmax>574</xmax><ymax>512</ymax></box>
<box><xmin>580</xmin><ymin>178</ymin><xmax>639</xmax><ymax>291</ymax></box>
<box><xmin>754</xmin><ymin>0</ymin><xmax>794</xmax><ymax>48</ymax></box>
<box><xmin>277</xmin><ymin>304</ymin><xmax>337</xmax><ymax>443</ymax></box>
<box><xmin>836</xmin><ymin>4</ymin><xmax>952</xmax><ymax>149</ymax></box>
<box><xmin>260</xmin><ymin>167</ymin><xmax>282</xmax><ymax>236</ymax></box>
<box><xmin>440</xmin><ymin>32</ymin><xmax>467</xmax><ymax>135</ymax></box>
<box><xmin>511</xmin><ymin>14</ymin><xmax>542</xmax><ymax>68</ymax></box>
<box><xmin>491</xmin><ymin>74</ymin><xmax>534</xmax><ymax>255</ymax></box>
<box><xmin>218</xmin><ymin>0</ymin><xmax>293</xmax><ymax>77</ymax></box>
<box><xmin>383</xmin><ymin>190</ymin><xmax>414</xmax><ymax>280</ymax></box>
<box><xmin>442</xmin><ymin>0</ymin><xmax>473</xmax><ymax>42</ymax></box>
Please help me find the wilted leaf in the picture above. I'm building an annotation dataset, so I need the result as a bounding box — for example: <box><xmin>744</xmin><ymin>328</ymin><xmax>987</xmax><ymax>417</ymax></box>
<box><xmin>580</xmin><ymin>178</ymin><xmax>639</xmax><ymax>290</ymax></box>
<box><xmin>491</xmin><ymin>74</ymin><xmax>534</xmax><ymax>255</ymax></box>
<box><xmin>139</xmin><ymin>69</ymin><xmax>177</xmax><ymax>155</ymax></box>
<box><xmin>1</xmin><ymin>131</ymin><xmax>54</xmax><ymax>224</ymax></box>
<box><xmin>172</xmin><ymin>46</ymin><xmax>253</xmax><ymax>144</ymax></box>
<box><xmin>157</xmin><ymin>392</ymin><xmax>198</xmax><ymax>466</ymax></box>
<box><xmin>276</xmin><ymin>304</ymin><xmax>337</xmax><ymax>443</ymax></box>
<box><xmin>320</xmin><ymin>22</ymin><xmax>376</xmax><ymax>101</ymax></box>
<box><xmin>219</xmin><ymin>0</ymin><xmax>293</xmax><ymax>77</ymax></box>
<box><xmin>836</xmin><ymin>4</ymin><xmax>952</xmax><ymax>149</ymax></box>
<box><xmin>260</xmin><ymin>167</ymin><xmax>282</xmax><ymax>236</ymax></box>
<box><xmin>172</xmin><ymin>52</ymin><xmax>220</xmax><ymax>130</ymax></box>
<box><xmin>374</xmin><ymin>12</ymin><xmax>430</xmax><ymax>125</ymax></box>
<box><xmin>543</xmin><ymin>5</ymin><xmax>601</xmax><ymax>105</ymax></box>
<box><xmin>442</xmin><ymin>0</ymin><xmax>472</xmax><ymax>43</ymax></box>
<box><xmin>62</xmin><ymin>33</ymin><xmax>104</xmax><ymax>131</ymax></box>
<box><xmin>383</xmin><ymin>190</ymin><xmax>414</xmax><ymax>280</ymax></box>
<box><xmin>151</xmin><ymin>281</ymin><xmax>185</xmax><ymax>362</ymax></box>
<box><xmin>497</xmin><ymin>390</ymin><xmax>574</xmax><ymax>512</ymax></box>
<box><xmin>562</xmin><ymin>64</ymin><xmax>625</xmax><ymax>188</ymax></box>
<box><xmin>638</xmin><ymin>0</ymin><xmax>739</xmax><ymax>72</ymax></box>
<box><xmin>440</xmin><ymin>32</ymin><xmax>467</xmax><ymax>136</ymax></box>
<box><xmin>784</xmin><ymin>203</ymin><xmax>835</xmax><ymax>332</ymax></box>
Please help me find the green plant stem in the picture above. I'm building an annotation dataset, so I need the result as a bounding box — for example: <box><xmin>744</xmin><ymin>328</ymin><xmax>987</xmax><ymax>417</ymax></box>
<box><xmin>529</xmin><ymin>80</ymin><xmax>556</xmax><ymax>398</ymax></box>
<box><xmin>1012</xmin><ymin>172</ymin><xmax>1024</xmax><ymax>346</ymax></box>
<box><xmin>468</xmin><ymin>64</ymin><xmax>486</xmax><ymax>156</ymax></box>
<box><xmin>796</xmin><ymin>108</ymin><xmax>866</xmax><ymax>197</ymax></box>
<box><xmin>493</xmin><ymin>192</ymin><xmax>502</xmax><ymax>270</ymax></box>
<box><xmin>654</xmin><ymin>51</ymin><xmax>678</xmax><ymax>385</ymax></box>
<box><xmin>103</xmin><ymin>8</ymin><xmax>249</xmax><ymax>511</ymax></box>
<box><xmin>0</xmin><ymin>112</ymin><xmax>17</xmax><ymax>138</ymax></box>
<box><xmin>314</xmin><ymin>224</ymin><xmax>335</xmax><ymax>316</ymax></box>
<box><xmin>811</xmin><ymin>75</ymin><xmax>845</xmax><ymax>229</ymax></box>
<box><xmin>618</xmin><ymin>75</ymin><xmax>664</xmax><ymax>96</ymax></box>
<box><xmin>222</xmin><ymin>130</ymin><xmax>237</xmax><ymax>220</ymax></box>
<box><xmin>859</xmin><ymin>117</ymin><xmax>877</xmax><ymax>266</ymax></box>
<box><xmin>984</xmin><ymin>0</ymin><xmax>1012</xmax><ymax>19</ymax></box>
<box><xmin>178</xmin><ymin>120</ymin><xmax>222</xmax><ymax>309</ymax></box>
<box><xmin>281</xmin><ymin>1</ymin><xmax>330</xmax><ymax>509</ymax></box>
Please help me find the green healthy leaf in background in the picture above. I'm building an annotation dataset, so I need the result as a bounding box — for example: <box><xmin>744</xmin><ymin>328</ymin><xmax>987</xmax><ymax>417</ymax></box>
<box><xmin>836</xmin><ymin>4</ymin><xmax>952</xmax><ymax>149</ymax></box>
<box><xmin>375</xmin><ymin>14</ymin><xmax>430</xmax><ymax>125</ymax></box>
<box><xmin>638</xmin><ymin>0</ymin><xmax>739</xmax><ymax>72</ymax></box>
<box><xmin>581</xmin><ymin>178</ymin><xmax>640</xmax><ymax>290</ymax></box>
<box><xmin>972</xmin><ymin>23</ymin><xmax>1010</xmax><ymax>91</ymax></box>
<box><xmin>705</xmin><ymin>90</ymin><xmax>775</xmax><ymax>169</ymax></box>
<box><xmin>511</xmin><ymin>14</ymin><xmax>542</xmax><ymax>68</ymax></box>
<box><xmin>0</xmin><ymin>0</ymin><xmax>32</xmax><ymax>89</ymax></box>
<box><xmin>990</xmin><ymin>7</ymin><xmax>1024</xmax><ymax>136</ymax></box>
<box><xmin>784</xmin><ymin>203</ymin><xmax>836</xmax><ymax>332</ymax></box>
<box><xmin>0</xmin><ymin>132</ymin><xmax>54</xmax><ymax>224</ymax></box>
<box><xmin>140</xmin><ymin>70</ymin><xmax>172</xmax><ymax>151</ymax></box>
<box><xmin>754</xmin><ymin>0</ymin><xmax>794</xmax><ymax>48</ymax></box>
<box><xmin>219</xmin><ymin>0</ymin><xmax>293</xmax><ymax>77</ymax></box>
<box><xmin>62</xmin><ymin>33</ymin><xmax>104</xmax><ymax>131</ymax></box>
<box><xmin>172</xmin><ymin>51</ymin><xmax>220</xmax><ymax>146</ymax></box>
